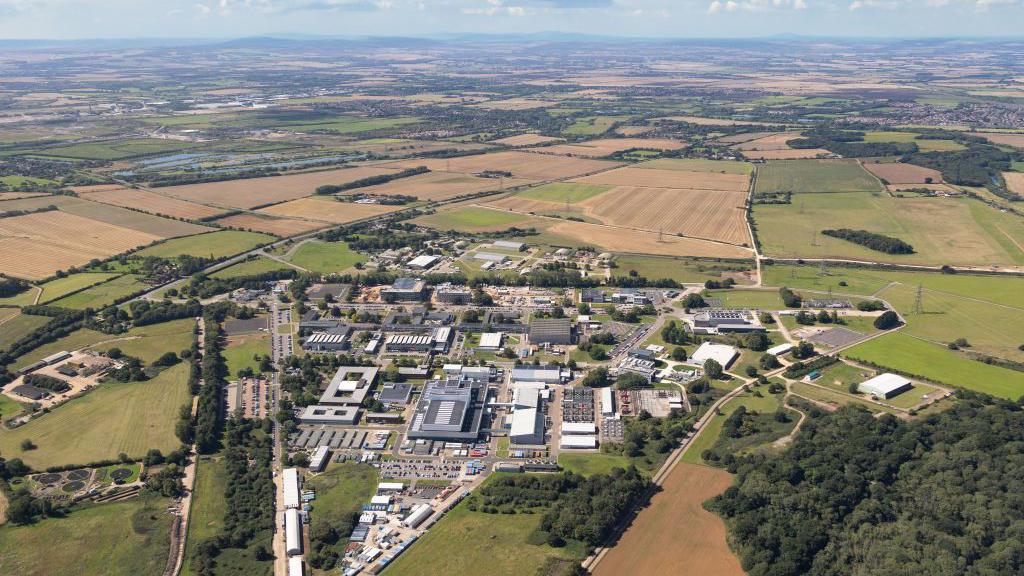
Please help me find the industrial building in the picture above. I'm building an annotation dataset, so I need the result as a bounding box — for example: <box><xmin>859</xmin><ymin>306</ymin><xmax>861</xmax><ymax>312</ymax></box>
<box><xmin>858</xmin><ymin>373</ymin><xmax>913</xmax><ymax>399</ymax></box>
<box><xmin>478</xmin><ymin>332</ymin><xmax>504</xmax><ymax>350</ymax></box>
<box><xmin>403</xmin><ymin>504</ymin><xmax>433</xmax><ymax>528</ymax></box>
<box><xmin>509</xmin><ymin>382</ymin><xmax>545</xmax><ymax>446</ymax></box>
<box><xmin>310</xmin><ymin>446</ymin><xmax>330</xmax><ymax>472</ymax></box>
<box><xmin>302</xmin><ymin>327</ymin><xmax>351</xmax><ymax>352</ymax></box>
<box><xmin>618</xmin><ymin>356</ymin><xmax>658</xmax><ymax>382</ymax></box>
<box><xmin>511</xmin><ymin>365</ymin><xmax>569</xmax><ymax>384</ymax></box>
<box><xmin>529</xmin><ymin>317</ymin><xmax>573</xmax><ymax>345</ymax></box>
<box><xmin>560</xmin><ymin>435</ymin><xmax>598</xmax><ymax>449</ymax></box>
<box><xmin>766</xmin><ymin>343</ymin><xmax>794</xmax><ymax>356</ymax></box>
<box><xmin>691</xmin><ymin>310</ymin><xmax>765</xmax><ymax>334</ymax></box>
<box><xmin>610</xmin><ymin>288</ymin><xmax>652</xmax><ymax>305</ymax></box>
<box><xmin>493</xmin><ymin>240</ymin><xmax>526</xmax><ymax>251</ymax></box>
<box><xmin>473</xmin><ymin>252</ymin><xmax>509</xmax><ymax>264</ymax></box>
<box><xmin>285</xmin><ymin>508</ymin><xmax>302</xmax><ymax>556</ymax></box>
<box><xmin>689</xmin><ymin>342</ymin><xmax>739</xmax><ymax>369</ymax></box>
<box><xmin>407</xmin><ymin>377</ymin><xmax>487</xmax><ymax>441</ymax></box>
<box><xmin>378</xmin><ymin>383</ymin><xmax>414</xmax><ymax>407</ymax></box>
<box><xmin>408</xmin><ymin>255</ymin><xmax>440</xmax><ymax>270</ymax></box>
<box><xmin>385</xmin><ymin>327</ymin><xmax>452</xmax><ymax>353</ymax></box>
<box><xmin>297</xmin><ymin>405</ymin><xmax>360</xmax><ymax>425</ymax></box>
<box><xmin>381</xmin><ymin>277</ymin><xmax>429</xmax><ymax>302</ymax></box>
<box><xmin>283</xmin><ymin>468</ymin><xmax>301</xmax><ymax>509</ymax></box>
<box><xmin>601</xmin><ymin>387</ymin><xmax>615</xmax><ymax>416</ymax></box>
<box><xmin>288</xmin><ymin>557</ymin><xmax>304</xmax><ymax>576</ymax></box>
<box><xmin>435</xmin><ymin>283</ymin><xmax>472</xmax><ymax>304</ymax></box>
<box><xmin>561</xmin><ymin>422</ymin><xmax>597</xmax><ymax>435</ymax></box>
<box><xmin>320</xmin><ymin>366</ymin><xmax>378</xmax><ymax>406</ymax></box>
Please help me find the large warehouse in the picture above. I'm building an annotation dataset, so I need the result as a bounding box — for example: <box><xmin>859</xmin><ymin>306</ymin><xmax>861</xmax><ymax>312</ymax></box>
<box><xmin>689</xmin><ymin>342</ymin><xmax>739</xmax><ymax>370</ymax></box>
<box><xmin>509</xmin><ymin>382</ymin><xmax>546</xmax><ymax>446</ymax></box>
<box><xmin>858</xmin><ymin>373</ymin><xmax>913</xmax><ymax>399</ymax></box>
<box><xmin>529</xmin><ymin>317</ymin><xmax>573</xmax><ymax>345</ymax></box>
<box><xmin>407</xmin><ymin>377</ymin><xmax>487</xmax><ymax>441</ymax></box>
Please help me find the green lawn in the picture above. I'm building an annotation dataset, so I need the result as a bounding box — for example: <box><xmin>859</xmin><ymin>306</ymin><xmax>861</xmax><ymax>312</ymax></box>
<box><xmin>706</xmin><ymin>289</ymin><xmax>786</xmax><ymax>310</ymax></box>
<box><xmin>843</xmin><ymin>332</ymin><xmax>1024</xmax><ymax>399</ymax></box>
<box><xmin>613</xmin><ymin>255</ymin><xmax>752</xmax><ymax>284</ymax></box>
<box><xmin>0</xmin><ymin>363</ymin><xmax>192</xmax><ymax>469</ymax></box>
<box><xmin>383</xmin><ymin>489</ymin><xmax>584</xmax><ymax>576</ymax></box>
<box><xmin>414</xmin><ymin>206</ymin><xmax>538</xmax><ymax>232</ymax></box>
<box><xmin>288</xmin><ymin>240</ymin><xmax>365</xmax><ymax>273</ymax></box>
<box><xmin>563</xmin><ymin>115</ymin><xmax>632</xmax><ymax>136</ymax></box>
<box><xmin>0</xmin><ymin>497</ymin><xmax>173</xmax><ymax>576</ymax></box>
<box><xmin>0</xmin><ymin>393</ymin><xmax>28</xmax><ymax>423</ymax></box>
<box><xmin>681</xmin><ymin>387</ymin><xmax>785</xmax><ymax>465</ymax></box>
<box><xmin>10</xmin><ymin>328</ymin><xmax>111</xmax><ymax>371</ymax></box>
<box><xmin>277</xmin><ymin>116</ymin><xmax>420</xmax><ymax>134</ymax></box>
<box><xmin>89</xmin><ymin>318</ymin><xmax>196</xmax><ymax>363</ymax></box>
<box><xmin>557</xmin><ymin>452</ymin><xmax>632</xmax><ymax>476</ymax></box>
<box><xmin>516</xmin><ymin>182</ymin><xmax>612</xmax><ymax>203</ymax></box>
<box><xmin>137</xmin><ymin>230</ymin><xmax>274</xmax><ymax>259</ymax></box>
<box><xmin>48</xmin><ymin>275</ymin><xmax>147</xmax><ymax>309</ymax></box>
<box><xmin>0</xmin><ymin>175</ymin><xmax>57</xmax><ymax>188</ymax></box>
<box><xmin>223</xmin><ymin>331</ymin><xmax>270</xmax><ymax>379</ymax></box>
<box><xmin>210</xmin><ymin>256</ymin><xmax>292</xmax><ymax>279</ymax></box>
<box><xmin>0</xmin><ymin>313</ymin><xmax>50</xmax><ymax>351</ymax></box>
<box><xmin>790</xmin><ymin>381</ymin><xmax>900</xmax><ymax>416</ymax></box>
<box><xmin>181</xmin><ymin>456</ymin><xmax>227</xmax><ymax>576</ymax></box>
<box><xmin>33</xmin><ymin>273</ymin><xmax>121</xmax><ymax>304</ymax></box>
<box><xmin>754</xmin><ymin>159</ymin><xmax>883</xmax><ymax>194</ymax></box>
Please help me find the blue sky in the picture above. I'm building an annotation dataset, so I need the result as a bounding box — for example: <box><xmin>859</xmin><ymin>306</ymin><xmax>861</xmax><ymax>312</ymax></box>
<box><xmin>0</xmin><ymin>0</ymin><xmax>1021</xmax><ymax>39</ymax></box>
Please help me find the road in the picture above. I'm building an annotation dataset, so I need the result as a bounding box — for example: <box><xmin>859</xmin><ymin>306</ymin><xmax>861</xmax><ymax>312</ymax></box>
<box><xmin>169</xmin><ymin>317</ymin><xmax>205</xmax><ymax>576</ymax></box>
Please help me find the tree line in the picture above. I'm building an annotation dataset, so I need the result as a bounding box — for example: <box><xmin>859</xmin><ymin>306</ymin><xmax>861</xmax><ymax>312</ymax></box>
<box><xmin>821</xmin><ymin>228</ymin><xmax>915</xmax><ymax>254</ymax></box>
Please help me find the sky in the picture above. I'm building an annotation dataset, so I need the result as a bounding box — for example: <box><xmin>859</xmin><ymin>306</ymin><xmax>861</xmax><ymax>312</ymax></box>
<box><xmin>0</xmin><ymin>0</ymin><xmax>1021</xmax><ymax>40</ymax></box>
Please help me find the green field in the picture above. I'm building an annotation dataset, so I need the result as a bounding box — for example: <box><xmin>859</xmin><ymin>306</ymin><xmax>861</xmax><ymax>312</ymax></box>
<box><xmin>32</xmin><ymin>273</ymin><xmax>121</xmax><ymax>304</ymax></box>
<box><xmin>557</xmin><ymin>452</ymin><xmax>632</xmax><ymax>476</ymax></box>
<box><xmin>861</xmin><ymin>131</ymin><xmax>966</xmax><ymax>152</ymax></box>
<box><xmin>638</xmin><ymin>157</ymin><xmax>753</xmax><ymax>174</ymax></box>
<box><xmin>0</xmin><ymin>497</ymin><xmax>172</xmax><ymax>576</ymax></box>
<box><xmin>383</xmin><ymin>490</ymin><xmax>584</xmax><ymax>576</ymax></box>
<box><xmin>276</xmin><ymin>116</ymin><xmax>420</xmax><ymax>134</ymax></box>
<box><xmin>789</xmin><ymin>381</ymin><xmax>900</xmax><ymax>416</ymax></box>
<box><xmin>287</xmin><ymin>240</ymin><xmax>365</xmax><ymax>273</ymax></box>
<box><xmin>843</xmin><ymin>332</ymin><xmax>1024</xmax><ymax>399</ymax></box>
<box><xmin>0</xmin><ymin>175</ymin><xmax>57</xmax><ymax>188</ymax></box>
<box><xmin>414</xmin><ymin>206</ymin><xmax>537</xmax><ymax>232</ymax></box>
<box><xmin>754</xmin><ymin>192</ymin><xmax>1024</xmax><ymax>266</ymax></box>
<box><xmin>0</xmin><ymin>393</ymin><xmax>28</xmax><ymax>423</ymax></box>
<box><xmin>48</xmin><ymin>275</ymin><xmax>146</xmax><ymax>309</ymax></box>
<box><xmin>32</xmin><ymin>138</ymin><xmax>197</xmax><ymax>161</ymax></box>
<box><xmin>563</xmin><ymin>115</ymin><xmax>632</xmax><ymax>136</ymax></box>
<box><xmin>305</xmin><ymin>462</ymin><xmax>378</xmax><ymax>565</ymax></box>
<box><xmin>516</xmin><ymin>182</ymin><xmax>612</xmax><ymax>203</ymax></box>
<box><xmin>11</xmin><ymin>328</ymin><xmax>111</xmax><ymax>371</ymax></box>
<box><xmin>0</xmin><ymin>313</ymin><xmax>50</xmax><ymax>352</ymax></box>
<box><xmin>223</xmin><ymin>331</ymin><xmax>270</xmax><ymax>378</ymax></box>
<box><xmin>706</xmin><ymin>289</ymin><xmax>786</xmax><ymax>310</ymax></box>
<box><xmin>754</xmin><ymin>159</ymin><xmax>883</xmax><ymax>194</ymax></box>
<box><xmin>181</xmin><ymin>456</ymin><xmax>227</xmax><ymax>576</ymax></box>
<box><xmin>136</xmin><ymin>230</ymin><xmax>274</xmax><ymax>259</ymax></box>
<box><xmin>0</xmin><ymin>363</ymin><xmax>191</xmax><ymax>468</ymax></box>
<box><xmin>210</xmin><ymin>256</ymin><xmax>293</xmax><ymax>279</ymax></box>
<box><xmin>90</xmin><ymin>318</ymin><xmax>196</xmax><ymax>363</ymax></box>
<box><xmin>681</xmin><ymin>386</ymin><xmax>786</xmax><ymax>465</ymax></box>
<box><xmin>613</xmin><ymin>255</ymin><xmax>752</xmax><ymax>284</ymax></box>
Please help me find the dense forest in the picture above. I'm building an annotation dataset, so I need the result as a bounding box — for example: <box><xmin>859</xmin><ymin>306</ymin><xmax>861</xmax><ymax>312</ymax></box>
<box><xmin>821</xmin><ymin>229</ymin><xmax>915</xmax><ymax>254</ymax></box>
<box><xmin>708</xmin><ymin>395</ymin><xmax>1024</xmax><ymax>576</ymax></box>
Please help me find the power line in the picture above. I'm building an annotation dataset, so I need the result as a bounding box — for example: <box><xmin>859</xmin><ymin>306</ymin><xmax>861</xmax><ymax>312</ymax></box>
<box><xmin>913</xmin><ymin>283</ymin><xmax>924</xmax><ymax>315</ymax></box>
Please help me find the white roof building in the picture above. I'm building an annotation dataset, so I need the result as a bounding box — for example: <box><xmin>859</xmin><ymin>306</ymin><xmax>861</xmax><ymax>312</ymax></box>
<box><xmin>408</xmin><ymin>254</ymin><xmax>440</xmax><ymax>269</ymax></box>
<box><xmin>858</xmin><ymin>373</ymin><xmax>913</xmax><ymax>399</ymax></box>
<box><xmin>766</xmin><ymin>343</ymin><xmax>794</xmax><ymax>356</ymax></box>
<box><xmin>478</xmin><ymin>332</ymin><xmax>504</xmax><ymax>350</ymax></box>
<box><xmin>560</xmin><ymin>435</ymin><xmax>598</xmax><ymax>449</ymax></box>
<box><xmin>561</xmin><ymin>422</ymin><xmax>597</xmax><ymax>435</ymax></box>
<box><xmin>509</xmin><ymin>384</ymin><xmax>545</xmax><ymax>445</ymax></box>
<box><xmin>282</xmin><ymin>468</ymin><xmax>300</xmax><ymax>509</ymax></box>
<box><xmin>689</xmin><ymin>342</ymin><xmax>739</xmax><ymax>369</ymax></box>
<box><xmin>288</xmin><ymin>557</ymin><xmax>304</xmax><ymax>576</ymax></box>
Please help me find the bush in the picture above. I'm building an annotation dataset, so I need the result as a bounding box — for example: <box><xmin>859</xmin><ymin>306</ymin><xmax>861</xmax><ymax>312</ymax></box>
<box><xmin>874</xmin><ymin>310</ymin><xmax>902</xmax><ymax>330</ymax></box>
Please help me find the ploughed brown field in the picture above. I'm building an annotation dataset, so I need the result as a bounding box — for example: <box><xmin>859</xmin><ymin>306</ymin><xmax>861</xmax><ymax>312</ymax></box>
<box><xmin>863</xmin><ymin>162</ymin><xmax>944</xmax><ymax>184</ymax></box>
<box><xmin>0</xmin><ymin>211</ymin><xmax>161</xmax><ymax>280</ymax></box>
<box><xmin>538</xmin><ymin>138</ymin><xmax>686</xmax><ymax>157</ymax></box>
<box><xmin>155</xmin><ymin>165</ymin><xmax>404</xmax><ymax>209</ymax></box>
<box><xmin>381</xmin><ymin>151</ymin><xmax>622</xmax><ymax>181</ymax></box>
<box><xmin>258</xmin><ymin>196</ymin><xmax>403</xmax><ymax>224</ymax></box>
<box><xmin>77</xmin><ymin>186</ymin><xmax>226</xmax><ymax>220</ymax></box>
<box><xmin>593</xmin><ymin>463</ymin><xmax>744</xmax><ymax>576</ymax></box>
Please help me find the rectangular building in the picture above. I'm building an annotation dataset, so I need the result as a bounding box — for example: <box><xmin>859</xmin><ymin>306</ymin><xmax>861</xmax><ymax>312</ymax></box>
<box><xmin>310</xmin><ymin>446</ymin><xmax>330</xmax><ymax>472</ymax></box>
<box><xmin>288</xmin><ymin>557</ymin><xmax>304</xmax><ymax>576</ymax></box>
<box><xmin>478</xmin><ymin>332</ymin><xmax>504</xmax><ymax>350</ymax></box>
<box><xmin>691</xmin><ymin>310</ymin><xmax>765</xmax><ymax>334</ymax></box>
<box><xmin>381</xmin><ymin>277</ymin><xmax>428</xmax><ymax>302</ymax></box>
<box><xmin>493</xmin><ymin>240</ymin><xmax>526</xmax><ymax>251</ymax></box>
<box><xmin>283</xmin><ymin>468</ymin><xmax>301</xmax><ymax>509</ymax></box>
<box><xmin>473</xmin><ymin>252</ymin><xmax>509</xmax><ymax>263</ymax></box>
<box><xmin>529</xmin><ymin>318</ymin><xmax>572</xmax><ymax>345</ymax></box>
<box><xmin>285</xmin><ymin>508</ymin><xmax>302</xmax><ymax>556</ymax></box>
<box><xmin>561</xmin><ymin>422</ymin><xmax>597</xmax><ymax>435</ymax></box>
<box><xmin>320</xmin><ymin>365</ymin><xmax>378</xmax><ymax>406</ymax></box>
<box><xmin>509</xmin><ymin>384</ymin><xmax>544</xmax><ymax>446</ymax></box>
<box><xmin>689</xmin><ymin>342</ymin><xmax>739</xmax><ymax>369</ymax></box>
<box><xmin>435</xmin><ymin>284</ymin><xmax>472</xmax><ymax>304</ymax></box>
<box><xmin>511</xmin><ymin>366</ymin><xmax>567</xmax><ymax>384</ymax></box>
<box><xmin>408</xmin><ymin>255</ymin><xmax>440</xmax><ymax>270</ymax></box>
<box><xmin>858</xmin><ymin>373</ymin><xmax>913</xmax><ymax>399</ymax></box>
<box><xmin>302</xmin><ymin>327</ymin><xmax>351</xmax><ymax>352</ymax></box>
<box><xmin>560</xmin><ymin>435</ymin><xmax>598</xmax><ymax>449</ymax></box>
<box><xmin>407</xmin><ymin>377</ymin><xmax>487</xmax><ymax>442</ymax></box>
<box><xmin>297</xmin><ymin>405</ymin><xmax>360</xmax><ymax>426</ymax></box>
<box><xmin>384</xmin><ymin>333</ymin><xmax>434</xmax><ymax>353</ymax></box>
<box><xmin>600</xmin><ymin>387</ymin><xmax>615</xmax><ymax>416</ymax></box>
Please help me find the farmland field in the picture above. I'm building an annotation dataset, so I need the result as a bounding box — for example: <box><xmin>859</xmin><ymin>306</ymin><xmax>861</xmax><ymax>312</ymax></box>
<box><xmin>754</xmin><ymin>192</ymin><xmax>1024</xmax><ymax>266</ymax></box>
<box><xmin>89</xmin><ymin>318</ymin><xmax>196</xmax><ymax>363</ymax></box>
<box><xmin>490</xmin><ymin>134</ymin><xmax>563</xmax><ymax>147</ymax></box>
<box><xmin>258</xmin><ymin>195</ymin><xmax>402</xmax><ymax>224</ymax></box>
<box><xmin>212</xmin><ymin>213</ymin><xmax>325</xmax><ymax>236</ymax></box>
<box><xmin>636</xmin><ymin>158</ymin><xmax>753</xmax><ymax>174</ymax></box>
<box><xmin>348</xmin><ymin>170</ymin><xmax>530</xmax><ymax>201</ymax></box>
<box><xmin>31</xmin><ymin>137</ymin><xmax>196</xmax><ymax>160</ymax></box>
<box><xmin>413</xmin><ymin>206</ymin><xmax>538</xmax><ymax>232</ymax></box>
<box><xmin>34</xmin><ymin>273</ymin><xmax>121</xmax><ymax>303</ymax></box>
<box><xmin>211</xmin><ymin>256</ymin><xmax>293</xmax><ymax>279</ymax></box>
<box><xmin>515</xmin><ymin>182</ymin><xmax>612</xmax><ymax>203</ymax></box>
<box><xmin>843</xmin><ymin>332</ymin><xmax>1024</xmax><ymax>398</ymax></box>
<box><xmin>542</xmin><ymin>219</ymin><xmax>752</xmax><ymax>258</ymax></box>
<box><xmin>0</xmin><ymin>312</ymin><xmax>49</xmax><ymax>351</ymax></box>
<box><xmin>382</xmin><ymin>151</ymin><xmax>621</xmax><ymax>181</ymax></box>
<box><xmin>77</xmin><ymin>186</ymin><xmax>226</xmax><ymax>220</ymax></box>
<box><xmin>976</xmin><ymin>132</ymin><xmax>1024</xmax><ymax>148</ymax></box>
<box><xmin>754</xmin><ymin>159</ymin><xmax>883</xmax><ymax>194</ymax></box>
<box><xmin>706</xmin><ymin>288</ymin><xmax>786</xmax><ymax>310</ymax></box>
<box><xmin>287</xmin><ymin>240</ymin><xmax>365</xmax><ymax>273</ymax></box>
<box><xmin>731</xmin><ymin>132</ymin><xmax>799</xmax><ymax>150</ymax></box>
<box><xmin>863</xmin><ymin>161</ymin><xmax>943</xmax><ymax>184</ymax></box>
<box><xmin>180</xmin><ymin>457</ymin><xmax>227</xmax><ymax>576</ymax></box>
<box><xmin>0</xmin><ymin>363</ymin><xmax>192</xmax><ymax>468</ymax></box>
<box><xmin>593</xmin><ymin>463</ymin><xmax>743</xmax><ymax>576</ymax></box>
<box><xmin>156</xmin><ymin>165</ymin><xmax>404</xmax><ymax>209</ymax></box>
<box><xmin>539</xmin><ymin>137</ymin><xmax>685</xmax><ymax>157</ymax></box>
<box><xmin>744</xmin><ymin>148</ymin><xmax>830</xmax><ymax>159</ymax></box>
<box><xmin>136</xmin><ymin>230</ymin><xmax>274</xmax><ymax>259</ymax></box>
<box><xmin>0</xmin><ymin>211</ymin><xmax>162</xmax><ymax>280</ymax></box>
<box><xmin>47</xmin><ymin>274</ymin><xmax>146</xmax><ymax>309</ymax></box>
<box><xmin>0</xmin><ymin>497</ymin><xmax>173</xmax><ymax>576</ymax></box>
<box><xmin>612</xmin><ymin>255</ymin><xmax>753</xmax><ymax>283</ymax></box>
<box><xmin>861</xmin><ymin>130</ymin><xmax>965</xmax><ymax>151</ymax></box>
<box><xmin>10</xmin><ymin>327</ymin><xmax>111</xmax><ymax>371</ymax></box>
<box><xmin>576</xmin><ymin>165</ymin><xmax>750</xmax><ymax>191</ymax></box>
<box><xmin>384</xmin><ymin>487</ymin><xmax>584</xmax><ymax>576</ymax></box>
<box><xmin>272</xmin><ymin>115</ymin><xmax>420</xmax><ymax>134</ymax></box>
<box><xmin>1004</xmin><ymin>171</ymin><xmax>1024</xmax><ymax>196</ymax></box>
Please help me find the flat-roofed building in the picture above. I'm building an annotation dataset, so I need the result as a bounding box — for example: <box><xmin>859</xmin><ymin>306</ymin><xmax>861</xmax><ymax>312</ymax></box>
<box><xmin>408</xmin><ymin>255</ymin><xmax>440</xmax><ymax>270</ymax></box>
<box><xmin>320</xmin><ymin>365</ymin><xmax>378</xmax><ymax>406</ymax></box>
<box><xmin>473</xmin><ymin>252</ymin><xmax>509</xmax><ymax>263</ymax></box>
<box><xmin>600</xmin><ymin>387</ymin><xmax>615</xmax><ymax>416</ymax></box>
<box><xmin>381</xmin><ymin>277</ymin><xmax>428</xmax><ymax>302</ymax></box>
<box><xmin>297</xmin><ymin>405</ymin><xmax>360</xmax><ymax>425</ymax></box>
<box><xmin>493</xmin><ymin>240</ymin><xmax>526</xmax><ymax>251</ymax></box>
<box><xmin>407</xmin><ymin>377</ymin><xmax>487</xmax><ymax>442</ymax></box>
<box><xmin>858</xmin><ymin>373</ymin><xmax>913</xmax><ymax>399</ymax></box>
<box><xmin>561</xmin><ymin>422</ymin><xmax>597</xmax><ymax>435</ymax></box>
<box><xmin>478</xmin><ymin>332</ymin><xmax>504</xmax><ymax>350</ymax></box>
<box><xmin>689</xmin><ymin>342</ymin><xmax>739</xmax><ymax>369</ymax></box>
<box><xmin>385</xmin><ymin>333</ymin><xmax>434</xmax><ymax>353</ymax></box>
<box><xmin>766</xmin><ymin>343</ymin><xmax>794</xmax><ymax>356</ymax></box>
<box><xmin>691</xmin><ymin>309</ymin><xmax>765</xmax><ymax>334</ymax></box>
<box><xmin>511</xmin><ymin>365</ymin><xmax>568</xmax><ymax>384</ymax></box>
<box><xmin>282</xmin><ymin>468</ymin><xmax>301</xmax><ymax>509</ymax></box>
<box><xmin>529</xmin><ymin>317</ymin><xmax>572</xmax><ymax>345</ymax></box>
<box><xmin>560</xmin><ymin>435</ymin><xmax>598</xmax><ymax>449</ymax></box>
<box><xmin>435</xmin><ymin>283</ymin><xmax>472</xmax><ymax>304</ymax></box>
<box><xmin>310</xmin><ymin>445</ymin><xmax>330</xmax><ymax>472</ymax></box>
<box><xmin>378</xmin><ymin>383</ymin><xmax>414</xmax><ymax>406</ymax></box>
<box><xmin>509</xmin><ymin>383</ymin><xmax>545</xmax><ymax>446</ymax></box>
<box><xmin>302</xmin><ymin>327</ymin><xmax>351</xmax><ymax>352</ymax></box>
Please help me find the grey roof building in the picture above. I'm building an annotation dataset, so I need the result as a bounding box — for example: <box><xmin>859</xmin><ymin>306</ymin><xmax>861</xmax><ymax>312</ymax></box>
<box><xmin>407</xmin><ymin>377</ymin><xmax>487</xmax><ymax>441</ymax></box>
<box><xmin>378</xmin><ymin>383</ymin><xmax>414</xmax><ymax>406</ymax></box>
<box><xmin>319</xmin><ymin>366</ymin><xmax>379</xmax><ymax>406</ymax></box>
<box><xmin>529</xmin><ymin>317</ymin><xmax>573</xmax><ymax>345</ymax></box>
<box><xmin>381</xmin><ymin>277</ymin><xmax>428</xmax><ymax>302</ymax></box>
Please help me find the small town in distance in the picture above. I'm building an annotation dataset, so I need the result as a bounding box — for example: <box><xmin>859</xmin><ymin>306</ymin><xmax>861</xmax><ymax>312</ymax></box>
<box><xmin>0</xmin><ymin>27</ymin><xmax>1023</xmax><ymax>576</ymax></box>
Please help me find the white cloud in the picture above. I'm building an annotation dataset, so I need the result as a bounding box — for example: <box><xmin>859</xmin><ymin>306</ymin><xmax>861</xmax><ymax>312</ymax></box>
<box><xmin>708</xmin><ymin>0</ymin><xmax>806</xmax><ymax>12</ymax></box>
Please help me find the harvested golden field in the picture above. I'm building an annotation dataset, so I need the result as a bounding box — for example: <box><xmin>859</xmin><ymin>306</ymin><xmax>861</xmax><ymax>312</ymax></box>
<box><xmin>732</xmin><ymin>133</ymin><xmax>799</xmax><ymax>151</ymax></box>
<box><xmin>744</xmin><ymin>148</ymin><xmax>830</xmax><ymax>159</ymax></box>
<box><xmin>0</xmin><ymin>211</ymin><xmax>161</xmax><ymax>279</ymax></box>
<box><xmin>614</xmin><ymin>125</ymin><xmax>654</xmax><ymax>136</ymax></box>
<box><xmin>887</xmin><ymin>183</ymin><xmax>958</xmax><ymax>193</ymax></box>
<box><xmin>156</xmin><ymin>165</ymin><xmax>403</xmax><ymax>209</ymax></box>
<box><xmin>258</xmin><ymin>196</ymin><xmax>402</xmax><ymax>224</ymax></box>
<box><xmin>70</xmin><ymin>184</ymin><xmax>124</xmax><ymax>194</ymax></box>
<box><xmin>1004</xmin><ymin>172</ymin><xmax>1024</xmax><ymax>196</ymax></box>
<box><xmin>472</xmin><ymin>98</ymin><xmax>557</xmax><ymax>110</ymax></box>
<box><xmin>580</xmin><ymin>186</ymin><xmax>751</xmax><ymax>245</ymax></box>
<box><xmin>0</xmin><ymin>192</ymin><xmax>47</xmax><ymax>201</ymax></box>
<box><xmin>490</xmin><ymin>134</ymin><xmax>563</xmax><ymax>147</ymax></box>
<box><xmin>976</xmin><ymin>132</ymin><xmax>1024</xmax><ymax>148</ymax></box>
<box><xmin>715</xmin><ymin>131</ymin><xmax>779</xmax><ymax>144</ymax></box>
<box><xmin>864</xmin><ymin>162</ymin><xmax>943</xmax><ymax>184</ymax></box>
<box><xmin>575</xmin><ymin>165</ymin><xmax>749</xmax><ymax>191</ymax></box>
<box><xmin>546</xmin><ymin>219</ymin><xmax>751</xmax><ymax>258</ymax></box>
<box><xmin>78</xmin><ymin>186</ymin><xmax>226</xmax><ymax>220</ymax></box>
<box><xmin>212</xmin><ymin>213</ymin><xmax>326</xmax><ymax>237</ymax></box>
<box><xmin>593</xmin><ymin>463</ymin><xmax>743</xmax><ymax>576</ymax></box>
<box><xmin>539</xmin><ymin>138</ymin><xmax>686</xmax><ymax>157</ymax></box>
<box><xmin>382</xmin><ymin>151</ymin><xmax>621</xmax><ymax>181</ymax></box>
<box><xmin>354</xmin><ymin>171</ymin><xmax>532</xmax><ymax>201</ymax></box>
<box><xmin>662</xmin><ymin>115</ymin><xmax>780</xmax><ymax>127</ymax></box>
